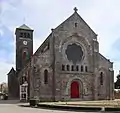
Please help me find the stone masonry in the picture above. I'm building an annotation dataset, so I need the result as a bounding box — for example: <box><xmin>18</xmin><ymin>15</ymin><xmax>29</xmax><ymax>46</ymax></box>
<box><xmin>17</xmin><ymin>8</ymin><xmax>114</xmax><ymax>101</ymax></box>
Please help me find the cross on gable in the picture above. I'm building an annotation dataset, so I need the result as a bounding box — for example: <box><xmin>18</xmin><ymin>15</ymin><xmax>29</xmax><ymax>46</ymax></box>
<box><xmin>74</xmin><ymin>7</ymin><xmax>78</xmax><ymax>12</ymax></box>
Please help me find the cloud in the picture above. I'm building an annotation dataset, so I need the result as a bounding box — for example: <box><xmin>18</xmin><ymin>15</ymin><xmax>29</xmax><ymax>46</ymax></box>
<box><xmin>0</xmin><ymin>0</ymin><xmax>120</xmax><ymax>83</ymax></box>
<box><xmin>80</xmin><ymin>0</ymin><xmax>120</xmax><ymax>56</ymax></box>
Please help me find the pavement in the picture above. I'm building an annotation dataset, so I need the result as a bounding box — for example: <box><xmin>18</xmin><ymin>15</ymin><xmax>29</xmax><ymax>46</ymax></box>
<box><xmin>1</xmin><ymin>100</ymin><xmax>120</xmax><ymax>113</ymax></box>
<box><xmin>0</xmin><ymin>100</ymin><xmax>100</xmax><ymax>113</ymax></box>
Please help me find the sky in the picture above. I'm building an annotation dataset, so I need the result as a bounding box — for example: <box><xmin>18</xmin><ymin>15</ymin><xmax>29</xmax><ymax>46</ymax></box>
<box><xmin>0</xmin><ymin>0</ymin><xmax>120</xmax><ymax>83</ymax></box>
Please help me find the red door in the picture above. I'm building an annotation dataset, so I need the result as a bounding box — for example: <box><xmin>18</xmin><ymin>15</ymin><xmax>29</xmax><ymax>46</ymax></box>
<box><xmin>71</xmin><ymin>81</ymin><xmax>79</xmax><ymax>98</ymax></box>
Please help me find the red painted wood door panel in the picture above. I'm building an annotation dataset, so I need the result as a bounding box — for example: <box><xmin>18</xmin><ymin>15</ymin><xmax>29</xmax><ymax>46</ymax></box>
<box><xmin>71</xmin><ymin>81</ymin><xmax>79</xmax><ymax>98</ymax></box>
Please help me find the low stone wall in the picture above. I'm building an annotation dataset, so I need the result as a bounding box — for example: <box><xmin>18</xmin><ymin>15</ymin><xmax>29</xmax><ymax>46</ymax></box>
<box><xmin>115</xmin><ymin>92</ymin><xmax>120</xmax><ymax>99</ymax></box>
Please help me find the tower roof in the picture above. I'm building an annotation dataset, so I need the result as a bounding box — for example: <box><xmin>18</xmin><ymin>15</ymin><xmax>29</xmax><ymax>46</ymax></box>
<box><xmin>18</xmin><ymin>24</ymin><xmax>33</xmax><ymax>30</ymax></box>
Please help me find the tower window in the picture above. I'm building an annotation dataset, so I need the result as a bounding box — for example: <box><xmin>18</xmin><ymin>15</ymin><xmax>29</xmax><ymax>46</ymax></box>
<box><xmin>24</xmin><ymin>33</ymin><xmax>27</xmax><ymax>38</ymax></box>
<box><xmin>22</xmin><ymin>51</ymin><xmax>29</xmax><ymax>60</ymax></box>
<box><xmin>100</xmin><ymin>72</ymin><xmax>103</xmax><ymax>85</ymax></box>
<box><xmin>20</xmin><ymin>33</ymin><xmax>23</xmax><ymax>37</ymax></box>
<box><xmin>27</xmin><ymin>33</ymin><xmax>30</xmax><ymax>38</ymax></box>
<box><xmin>71</xmin><ymin>65</ymin><xmax>74</xmax><ymax>71</ymax></box>
<box><xmin>23</xmin><ymin>51</ymin><xmax>27</xmax><ymax>59</ymax></box>
<box><xmin>62</xmin><ymin>65</ymin><xmax>65</xmax><ymax>71</ymax></box>
<box><xmin>81</xmin><ymin>65</ymin><xmax>83</xmax><ymax>72</ymax></box>
<box><xmin>76</xmin><ymin>65</ymin><xmax>79</xmax><ymax>71</ymax></box>
<box><xmin>85</xmin><ymin>66</ymin><xmax>88</xmax><ymax>72</ymax></box>
<box><xmin>44</xmin><ymin>69</ymin><xmax>48</xmax><ymax>84</ymax></box>
<box><xmin>66</xmin><ymin>65</ymin><xmax>70</xmax><ymax>71</ymax></box>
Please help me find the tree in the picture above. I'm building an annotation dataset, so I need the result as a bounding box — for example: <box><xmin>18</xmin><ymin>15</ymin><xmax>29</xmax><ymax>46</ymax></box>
<box><xmin>115</xmin><ymin>71</ymin><xmax>120</xmax><ymax>89</ymax></box>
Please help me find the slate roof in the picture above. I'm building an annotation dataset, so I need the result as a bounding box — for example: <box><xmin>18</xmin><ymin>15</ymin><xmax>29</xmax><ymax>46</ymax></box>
<box><xmin>18</xmin><ymin>24</ymin><xmax>33</xmax><ymax>30</ymax></box>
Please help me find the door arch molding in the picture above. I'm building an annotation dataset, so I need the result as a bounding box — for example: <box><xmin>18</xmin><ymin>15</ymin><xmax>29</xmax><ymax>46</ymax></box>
<box><xmin>65</xmin><ymin>77</ymin><xmax>84</xmax><ymax>99</ymax></box>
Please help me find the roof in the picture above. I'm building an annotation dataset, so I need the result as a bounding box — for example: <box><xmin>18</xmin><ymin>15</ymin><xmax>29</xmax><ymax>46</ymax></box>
<box><xmin>7</xmin><ymin>67</ymin><xmax>16</xmax><ymax>75</ymax></box>
<box><xmin>54</xmin><ymin>8</ymin><xmax>97</xmax><ymax>36</ymax></box>
<box><xmin>17</xmin><ymin>8</ymin><xmax>98</xmax><ymax>75</ymax></box>
<box><xmin>99</xmin><ymin>53</ymin><xmax>113</xmax><ymax>64</ymax></box>
<box><xmin>17</xmin><ymin>24</ymin><xmax>33</xmax><ymax>30</ymax></box>
<box><xmin>34</xmin><ymin>8</ymin><xmax>97</xmax><ymax>56</ymax></box>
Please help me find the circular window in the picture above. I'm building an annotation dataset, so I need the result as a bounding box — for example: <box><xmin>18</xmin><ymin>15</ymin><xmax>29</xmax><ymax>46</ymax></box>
<box><xmin>65</xmin><ymin>43</ymin><xmax>83</xmax><ymax>64</ymax></box>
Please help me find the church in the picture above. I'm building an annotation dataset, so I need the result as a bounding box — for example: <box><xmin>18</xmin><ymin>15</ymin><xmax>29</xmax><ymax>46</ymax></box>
<box><xmin>8</xmin><ymin>8</ymin><xmax>114</xmax><ymax>101</ymax></box>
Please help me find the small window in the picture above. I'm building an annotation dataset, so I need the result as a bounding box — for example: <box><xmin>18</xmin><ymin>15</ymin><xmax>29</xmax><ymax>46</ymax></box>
<box><xmin>20</xmin><ymin>33</ymin><xmax>23</xmax><ymax>37</ymax></box>
<box><xmin>62</xmin><ymin>65</ymin><xmax>65</xmax><ymax>71</ymax></box>
<box><xmin>76</xmin><ymin>65</ymin><xmax>79</xmax><ymax>71</ymax></box>
<box><xmin>81</xmin><ymin>65</ymin><xmax>83</xmax><ymax>72</ymax></box>
<box><xmin>100</xmin><ymin>72</ymin><xmax>103</xmax><ymax>85</ymax></box>
<box><xmin>85</xmin><ymin>66</ymin><xmax>88</xmax><ymax>72</ymax></box>
<box><xmin>24</xmin><ymin>33</ymin><xmax>27</xmax><ymax>38</ymax></box>
<box><xmin>67</xmin><ymin>65</ymin><xmax>70</xmax><ymax>71</ymax></box>
<box><xmin>27</xmin><ymin>33</ymin><xmax>30</xmax><ymax>38</ymax></box>
<box><xmin>75</xmin><ymin>23</ymin><xmax>78</xmax><ymax>27</ymax></box>
<box><xmin>71</xmin><ymin>65</ymin><xmax>74</xmax><ymax>71</ymax></box>
<box><xmin>44</xmin><ymin>69</ymin><xmax>48</xmax><ymax>84</ymax></box>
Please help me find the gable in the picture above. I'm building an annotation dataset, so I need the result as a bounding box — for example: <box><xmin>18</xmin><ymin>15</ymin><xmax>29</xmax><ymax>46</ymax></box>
<box><xmin>54</xmin><ymin>10</ymin><xmax>97</xmax><ymax>39</ymax></box>
<box><xmin>34</xmin><ymin>8</ymin><xmax>97</xmax><ymax>57</ymax></box>
<box><xmin>7</xmin><ymin>67</ymin><xmax>16</xmax><ymax>76</ymax></box>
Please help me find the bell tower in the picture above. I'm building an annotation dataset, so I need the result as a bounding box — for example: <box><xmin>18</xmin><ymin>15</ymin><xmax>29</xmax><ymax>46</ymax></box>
<box><xmin>15</xmin><ymin>24</ymin><xmax>33</xmax><ymax>74</ymax></box>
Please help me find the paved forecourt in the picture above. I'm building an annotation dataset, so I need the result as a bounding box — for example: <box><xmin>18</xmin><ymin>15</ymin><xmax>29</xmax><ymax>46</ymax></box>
<box><xmin>0</xmin><ymin>100</ymin><xmax>96</xmax><ymax>113</ymax></box>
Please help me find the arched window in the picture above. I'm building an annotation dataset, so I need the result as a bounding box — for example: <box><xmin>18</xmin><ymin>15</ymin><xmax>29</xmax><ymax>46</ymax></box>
<box><xmin>85</xmin><ymin>66</ymin><xmax>88</xmax><ymax>72</ymax></box>
<box><xmin>22</xmin><ymin>51</ymin><xmax>29</xmax><ymax>60</ymax></box>
<box><xmin>20</xmin><ymin>32</ymin><xmax>23</xmax><ymax>37</ymax></box>
<box><xmin>27</xmin><ymin>33</ymin><xmax>30</xmax><ymax>38</ymax></box>
<box><xmin>100</xmin><ymin>72</ymin><xmax>103</xmax><ymax>85</ymax></box>
<box><xmin>24</xmin><ymin>33</ymin><xmax>27</xmax><ymax>38</ymax></box>
<box><xmin>62</xmin><ymin>65</ymin><xmax>65</xmax><ymax>71</ymax></box>
<box><xmin>75</xmin><ymin>23</ymin><xmax>78</xmax><ymax>27</ymax></box>
<box><xmin>76</xmin><ymin>65</ymin><xmax>79</xmax><ymax>71</ymax></box>
<box><xmin>67</xmin><ymin>65</ymin><xmax>70</xmax><ymax>71</ymax></box>
<box><xmin>71</xmin><ymin>65</ymin><xmax>74</xmax><ymax>71</ymax></box>
<box><xmin>23</xmin><ymin>51</ymin><xmax>27</xmax><ymax>59</ymax></box>
<box><xmin>44</xmin><ymin>69</ymin><xmax>48</xmax><ymax>84</ymax></box>
<box><xmin>81</xmin><ymin>65</ymin><xmax>83</xmax><ymax>72</ymax></box>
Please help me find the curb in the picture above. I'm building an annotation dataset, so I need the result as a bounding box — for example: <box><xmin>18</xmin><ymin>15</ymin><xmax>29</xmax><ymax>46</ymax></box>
<box><xmin>37</xmin><ymin>104</ymin><xmax>102</xmax><ymax>112</ymax></box>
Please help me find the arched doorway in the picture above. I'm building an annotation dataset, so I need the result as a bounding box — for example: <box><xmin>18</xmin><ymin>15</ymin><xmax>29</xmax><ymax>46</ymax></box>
<box><xmin>71</xmin><ymin>81</ymin><xmax>80</xmax><ymax>98</ymax></box>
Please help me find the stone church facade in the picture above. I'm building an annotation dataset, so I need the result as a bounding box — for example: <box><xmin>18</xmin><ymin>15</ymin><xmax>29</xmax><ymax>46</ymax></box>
<box><xmin>8</xmin><ymin>8</ymin><xmax>114</xmax><ymax>101</ymax></box>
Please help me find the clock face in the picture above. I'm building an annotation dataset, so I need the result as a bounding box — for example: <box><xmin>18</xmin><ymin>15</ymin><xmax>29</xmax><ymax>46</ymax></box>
<box><xmin>23</xmin><ymin>41</ymin><xmax>27</xmax><ymax>45</ymax></box>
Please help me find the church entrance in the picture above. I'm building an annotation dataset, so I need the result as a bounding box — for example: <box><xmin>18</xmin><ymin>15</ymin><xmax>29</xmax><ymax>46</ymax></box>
<box><xmin>71</xmin><ymin>81</ymin><xmax>80</xmax><ymax>98</ymax></box>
